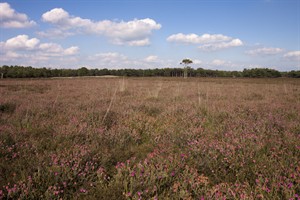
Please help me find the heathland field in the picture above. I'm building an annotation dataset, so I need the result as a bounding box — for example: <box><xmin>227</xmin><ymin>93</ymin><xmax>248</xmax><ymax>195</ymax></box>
<box><xmin>0</xmin><ymin>77</ymin><xmax>299</xmax><ymax>199</ymax></box>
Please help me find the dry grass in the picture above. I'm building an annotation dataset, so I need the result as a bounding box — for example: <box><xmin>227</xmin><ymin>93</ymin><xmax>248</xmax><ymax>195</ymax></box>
<box><xmin>0</xmin><ymin>77</ymin><xmax>299</xmax><ymax>199</ymax></box>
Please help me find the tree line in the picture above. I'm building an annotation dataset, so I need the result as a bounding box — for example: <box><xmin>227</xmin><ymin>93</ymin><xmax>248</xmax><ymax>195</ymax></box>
<box><xmin>0</xmin><ymin>65</ymin><xmax>299</xmax><ymax>78</ymax></box>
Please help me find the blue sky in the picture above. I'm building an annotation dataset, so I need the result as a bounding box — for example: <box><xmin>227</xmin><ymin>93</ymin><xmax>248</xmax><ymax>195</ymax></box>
<box><xmin>0</xmin><ymin>0</ymin><xmax>299</xmax><ymax>71</ymax></box>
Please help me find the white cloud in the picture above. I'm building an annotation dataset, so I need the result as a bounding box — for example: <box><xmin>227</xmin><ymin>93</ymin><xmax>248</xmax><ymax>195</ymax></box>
<box><xmin>40</xmin><ymin>8</ymin><xmax>161</xmax><ymax>46</ymax></box>
<box><xmin>167</xmin><ymin>33</ymin><xmax>231</xmax><ymax>44</ymax></box>
<box><xmin>93</xmin><ymin>18</ymin><xmax>161</xmax><ymax>46</ymax></box>
<box><xmin>198</xmin><ymin>39</ymin><xmax>243</xmax><ymax>51</ymax></box>
<box><xmin>64</xmin><ymin>46</ymin><xmax>79</xmax><ymax>55</ymax></box>
<box><xmin>144</xmin><ymin>55</ymin><xmax>158</xmax><ymax>62</ymax></box>
<box><xmin>0</xmin><ymin>2</ymin><xmax>36</xmax><ymax>28</ymax></box>
<box><xmin>0</xmin><ymin>35</ymin><xmax>40</xmax><ymax>50</ymax></box>
<box><xmin>167</xmin><ymin>33</ymin><xmax>243</xmax><ymax>51</ymax></box>
<box><xmin>283</xmin><ymin>51</ymin><xmax>300</xmax><ymax>61</ymax></box>
<box><xmin>42</xmin><ymin>8</ymin><xmax>72</xmax><ymax>24</ymax></box>
<box><xmin>246</xmin><ymin>47</ymin><xmax>284</xmax><ymax>55</ymax></box>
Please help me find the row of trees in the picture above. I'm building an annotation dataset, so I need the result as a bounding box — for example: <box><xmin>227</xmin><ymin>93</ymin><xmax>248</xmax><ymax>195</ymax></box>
<box><xmin>0</xmin><ymin>65</ymin><xmax>299</xmax><ymax>78</ymax></box>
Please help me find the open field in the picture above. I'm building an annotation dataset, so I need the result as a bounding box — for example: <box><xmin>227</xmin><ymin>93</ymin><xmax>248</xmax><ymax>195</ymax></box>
<box><xmin>0</xmin><ymin>77</ymin><xmax>299</xmax><ymax>199</ymax></box>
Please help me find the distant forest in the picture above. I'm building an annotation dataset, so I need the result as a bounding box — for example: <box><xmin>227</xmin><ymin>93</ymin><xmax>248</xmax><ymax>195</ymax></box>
<box><xmin>1</xmin><ymin>65</ymin><xmax>300</xmax><ymax>78</ymax></box>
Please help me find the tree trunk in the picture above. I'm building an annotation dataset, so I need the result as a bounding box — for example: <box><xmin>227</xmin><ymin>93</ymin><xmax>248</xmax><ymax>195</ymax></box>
<box><xmin>184</xmin><ymin>68</ymin><xmax>188</xmax><ymax>79</ymax></box>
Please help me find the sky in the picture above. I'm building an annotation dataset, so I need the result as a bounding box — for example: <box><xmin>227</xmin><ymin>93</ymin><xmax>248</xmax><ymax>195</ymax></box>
<box><xmin>0</xmin><ymin>0</ymin><xmax>299</xmax><ymax>71</ymax></box>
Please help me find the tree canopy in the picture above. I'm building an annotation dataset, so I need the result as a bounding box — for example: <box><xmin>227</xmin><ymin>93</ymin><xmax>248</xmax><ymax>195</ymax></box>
<box><xmin>180</xmin><ymin>59</ymin><xmax>193</xmax><ymax>66</ymax></box>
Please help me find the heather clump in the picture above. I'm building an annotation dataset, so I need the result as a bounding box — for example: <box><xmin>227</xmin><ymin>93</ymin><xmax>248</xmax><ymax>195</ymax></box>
<box><xmin>0</xmin><ymin>77</ymin><xmax>299</xmax><ymax>199</ymax></box>
<box><xmin>0</xmin><ymin>102</ymin><xmax>16</xmax><ymax>114</ymax></box>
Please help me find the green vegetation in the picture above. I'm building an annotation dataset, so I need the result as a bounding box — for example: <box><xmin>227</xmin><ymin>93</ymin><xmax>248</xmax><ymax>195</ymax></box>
<box><xmin>1</xmin><ymin>65</ymin><xmax>299</xmax><ymax>78</ymax></box>
<box><xmin>242</xmin><ymin>68</ymin><xmax>281</xmax><ymax>78</ymax></box>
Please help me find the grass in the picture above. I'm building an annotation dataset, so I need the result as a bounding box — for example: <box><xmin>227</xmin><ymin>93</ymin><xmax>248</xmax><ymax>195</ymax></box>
<box><xmin>0</xmin><ymin>77</ymin><xmax>299</xmax><ymax>199</ymax></box>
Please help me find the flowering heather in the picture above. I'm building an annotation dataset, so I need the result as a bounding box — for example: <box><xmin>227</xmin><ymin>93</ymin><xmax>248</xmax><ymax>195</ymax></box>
<box><xmin>0</xmin><ymin>77</ymin><xmax>299</xmax><ymax>199</ymax></box>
